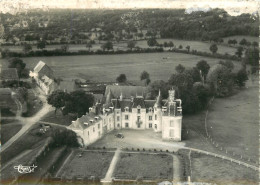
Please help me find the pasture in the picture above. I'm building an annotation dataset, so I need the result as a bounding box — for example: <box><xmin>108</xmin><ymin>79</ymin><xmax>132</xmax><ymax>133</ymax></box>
<box><xmin>0</xmin><ymin>52</ymin><xmax>242</xmax><ymax>84</ymax></box>
<box><xmin>207</xmin><ymin>76</ymin><xmax>259</xmax><ymax>163</ymax></box>
<box><xmin>2</xmin><ymin>38</ymin><xmax>239</xmax><ymax>56</ymax></box>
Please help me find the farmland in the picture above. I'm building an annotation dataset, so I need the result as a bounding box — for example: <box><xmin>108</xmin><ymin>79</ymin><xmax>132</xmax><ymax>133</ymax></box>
<box><xmin>0</xmin><ymin>52</ymin><xmax>242</xmax><ymax>84</ymax></box>
<box><xmin>2</xmin><ymin>38</ymin><xmax>240</xmax><ymax>56</ymax></box>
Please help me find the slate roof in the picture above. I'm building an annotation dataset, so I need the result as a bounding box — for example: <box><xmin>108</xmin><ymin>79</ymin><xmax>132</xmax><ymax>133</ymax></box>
<box><xmin>104</xmin><ymin>85</ymin><xmax>147</xmax><ymax>99</ymax></box>
<box><xmin>33</xmin><ymin>61</ymin><xmax>54</xmax><ymax>79</ymax></box>
<box><xmin>1</xmin><ymin>68</ymin><xmax>19</xmax><ymax>80</ymax></box>
<box><xmin>72</xmin><ymin>112</ymin><xmax>102</xmax><ymax>129</ymax></box>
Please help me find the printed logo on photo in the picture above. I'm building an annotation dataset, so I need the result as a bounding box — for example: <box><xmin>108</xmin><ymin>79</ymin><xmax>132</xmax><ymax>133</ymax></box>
<box><xmin>14</xmin><ymin>164</ymin><xmax>37</xmax><ymax>174</ymax></box>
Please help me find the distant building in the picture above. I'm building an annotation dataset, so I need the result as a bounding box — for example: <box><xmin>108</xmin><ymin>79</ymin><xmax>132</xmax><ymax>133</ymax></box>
<box><xmin>0</xmin><ymin>68</ymin><xmax>19</xmax><ymax>86</ymax></box>
<box><xmin>0</xmin><ymin>88</ymin><xmax>17</xmax><ymax>116</ymax></box>
<box><xmin>29</xmin><ymin>61</ymin><xmax>57</xmax><ymax>95</ymax></box>
<box><xmin>69</xmin><ymin>86</ymin><xmax>182</xmax><ymax>146</ymax></box>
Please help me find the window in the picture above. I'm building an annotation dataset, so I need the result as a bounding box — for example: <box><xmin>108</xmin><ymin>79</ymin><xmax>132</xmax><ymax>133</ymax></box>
<box><xmin>125</xmin><ymin>115</ymin><xmax>129</xmax><ymax>120</ymax></box>
<box><xmin>137</xmin><ymin>123</ymin><xmax>141</xmax><ymax>128</ymax></box>
<box><xmin>149</xmin><ymin>123</ymin><xmax>152</xmax><ymax>128</ymax></box>
<box><xmin>137</xmin><ymin>109</ymin><xmax>141</xmax><ymax>114</ymax></box>
<box><xmin>149</xmin><ymin>108</ymin><xmax>153</xmax><ymax>112</ymax></box>
<box><xmin>117</xmin><ymin>116</ymin><xmax>120</xmax><ymax>121</ymax></box>
<box><xmin>155</xmin><ymin>124</ymin><xmax>157</xmax><ymax>129</ymax></box>
<box><xmin>149</xmin><ymin>116</ymin><xmax>152</xmax><ymax>120</ymax></box>
<box><xmin>98</xmin><ymin>124</ymin><xmax>100</xmax><ymax>129</ymax></box>
<box><xmin>93</xmin><ymin>127</ymin><xmax>95</xmax><ymax>132</ymax></box>
<box><xmin>125</xmin><ymin>107</ymin><xmax>129</xmax><ymax>112</ymax></box>
<box><xmin>170</xmin><ymin>120</ymin><xmax>174</xmax><ymax>127</ymax></box>
<box><xmin>137</xmin><ymin>116</ymin><xmax>141</xmax><ymax>121</ymax></box>
<box><xmin>117</xmin><ymin>123</ymin><xmax>120</xmax><ymax>127</ymax></box>
<box><xmin>117</xmin><ymin>111</ymin><xmax>120</xmax><ymax>114</ymax></box>
<box><xmin>125</xmin><ymin>122</ymin><xmax>129</xmax><ymax>128</ymax></box>
<box><xmin>169</xmin><ymin>129</ymin><xmax>174</xmax><ymax>137</ymax></box>
<box><xmin>155</xmin><ymin>114</ymin><xmax>157</xmax><ymax>120</ymax></box>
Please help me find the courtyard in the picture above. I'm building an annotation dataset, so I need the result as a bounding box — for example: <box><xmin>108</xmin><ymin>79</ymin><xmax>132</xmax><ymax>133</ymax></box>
<box><xmin>90</xmin><ymin>129</ymin><xmax>186</xmax><ymax>151</ymax></box>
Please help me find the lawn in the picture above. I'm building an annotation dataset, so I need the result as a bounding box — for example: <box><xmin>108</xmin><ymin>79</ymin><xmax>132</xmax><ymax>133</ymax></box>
<box><xmin>0</xmin><ymin>52</ymin><xmax>241</xmax><ymax>84</ymax></box>
<box><xmin>207</xmin><ymin>76</ymin><xmax>259</xmax><ymax>163</ymax></box>
<box><xmin>40</xmin><ymin>110</ymin><xmax>76</xmax><ymax>126</ymax></box>
<box><xmin>114</xmin><ymin>153</ymin><xmax>173</xmax><ymax>180</ymax></box>
<box><xmin>1</xmin><ymin>121</ymin><xmax>23</xmax><ymax>145</ymax></box>
<box><xmin>190</xmin><ymin>152</ymin><xmax>258</xmax><ymax>184</ymax></box>
<box><xmin>58</xmin><ymin>150</ymin><xmax>115</xmax><ymax>179</ymax></box>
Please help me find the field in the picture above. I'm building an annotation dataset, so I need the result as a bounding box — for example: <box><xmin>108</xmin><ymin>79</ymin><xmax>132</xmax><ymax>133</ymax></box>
<box><xmin>191</xmin><ymin>153</ymin><xmax>258</xmax><ymax>184</ymax></box>
<box><xmin>0</xmin><ymin>52</ymin><xmax>242</xmax><ymax>84</ymax></box>
<box><xmin>1</xmin><ymin>121</ymin><xmax>23</xmax><ymax>145</ymax></box>
<box><xmin>114</xmin><ymin>153</ymin><xmax>173</xmax><ymax>180</ymax></box>
<box><xmin>2</xmin><ymin>38</ymin><xmax>240</xmax><ymax>56</ymax></box>
<box><xmin>207</xmin><ymin>76</ymin><xmax>259</xmax><ymax>162</ymax></box>
<box><xmin>58</xmin><ymin>150</ymin><xmax>114</xmax><ymax>179</ymax></box>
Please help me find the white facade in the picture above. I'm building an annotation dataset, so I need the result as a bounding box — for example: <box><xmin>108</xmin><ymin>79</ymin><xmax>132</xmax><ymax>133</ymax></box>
<box><xmin>69</xmin><ymin>88</ymin><xmax>183</xmax><ymax>146</ymax></box>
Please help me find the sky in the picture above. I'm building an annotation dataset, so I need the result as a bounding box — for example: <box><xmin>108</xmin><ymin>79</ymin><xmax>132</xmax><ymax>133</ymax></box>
<box><xmin>0</xmin><ymin>0</ymin><xmax>259</xmax><ymax>16</ymax></box>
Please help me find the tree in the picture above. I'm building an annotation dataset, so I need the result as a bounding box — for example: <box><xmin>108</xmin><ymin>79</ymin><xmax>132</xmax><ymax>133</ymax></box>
<box><xmin>218</xmin><ymin>61</ymin><xmax>234</xmax><ymax>72</ymax></box>
<box><xmin>235</xmin><ymin>68</ymin><xmax>248</xmax><ymax>87</ymax></box>
<box><xmin>196</xmin><ymin>60</ymin><xmax>210</xmax><ymax>80</ymax></box>
<box><xmin>147</xmin><ymin>80</ymin><xmax>170</xmax><ymax>99</ymax></box>
<box><xmin>8</xmin><ymin>58</ymin><xmax>26</xmax><ymax>77</ymax></box>
<box><xmin>235</xmin><ymin>46</ymin><xmax>244</xmax><ymax>58</ymax></box>
<box><xmin>175</xmin><ymin>64</ymin><xmax>185</xmax><ymax>73</ymax></box>
<box><xmin>239</xmin><ymin>38</ymin><xmax>247</xmax><ymax>46</ymax></box>
<box><xmin>252</xmin><ymin>41</ymin><xmax>258</xmax><ymax>48</ymax></box>
<box><xmin>168</xmin><ymin>41</ymin><xmax>174</xmax><ymax>49</ymax></box>
<box><xmin>207</xmin><ymin>64</ymin><xmax>234</xmax><ymax>97</ymax></box>
<box><xmin>140</xmin><ymin>71</ymin><xmax>150</xmax><ymax>81</ymax></box>
<box><xmin>127</xmin><ymin>40</ymin><xmax>137</xmax><ymax>50</ymax></box>
<box><xmin>86</xmin><ymin>41</ymin><xmax>92</xmax><ymax>51</ymax></box>
<box><xmin>178</xmin><ymin>45</ymin><xmax>183</xmax><ymax>49</ymax></box>
<box><xmin>62</xmin><ymin>90</ymin><xmax>94</xmax><ymax>117</ymax></box>
<box><xmin>61</xmin><ymin>44</ymin><xmax>69</xmax><ymax>52</ymax></box>
<box><xmin>37</xmin><ymin>41</ymin><xmax>46</xmax><ymax>50</ymax></box>
<box><xmin>116</xmin><ymin>74</ymin><xmax>127</xmax><ymax>83</ymax></box>
<box><xmin>168</xmin><ymin>71</ymin><xmax>193</xmax><ymax>93</ymax></box>
<box><xmin>186</xmin><ymin>67</ymin><xmax>201</xmax><ymax>83</ymax></box>
<box><xmin>163</xmin><ymin>42</ymin><xmax>168</xmax><ymax>48</ymax></box>
<box><xmin>23</xmin><ymin>43</ymin><xmax>32</xmax><ymax>53</ymax></box>
<box><xmin>192</xmin><ymin>82</ymin><xmax>211</xmax><ymax>108</ymax></box>
<box><xmin>101</xmin><ymin>41</ymin><xmax>113</xmax><ymax>51</ymax></box>
<box><xmin>209</xmin><ymin>43</ymin><xmax>218</xmax><ymax>54</ymax></box>
<box><xmin>47</xmin><ymin>90</ymin><xmax>70</xmax><ymax>114</ymax></box>
<box><xmin>186</xmin><ymin>45</ymin><xmax>190</xmax><ymax>52</ymax></box>
<box><xmin>147</xmin><ymin>38</ymin><xmax>157</xmax><ymax>47</ymax></box>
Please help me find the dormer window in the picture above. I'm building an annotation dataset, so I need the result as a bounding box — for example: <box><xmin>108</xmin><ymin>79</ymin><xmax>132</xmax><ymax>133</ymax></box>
<box><xmin>125</xmin><ymin>107</ymin><xmax>129</xmax><ymax>112</ymax></box>
<box><xmin>149</xmin><ymin>108</ymin><xmax>153</xmax><ymax>112</ymax></box>
<box><xmin>138</xmin><ymin>109</ymin><xmax>141</xmax><ymax>114</ymax></box>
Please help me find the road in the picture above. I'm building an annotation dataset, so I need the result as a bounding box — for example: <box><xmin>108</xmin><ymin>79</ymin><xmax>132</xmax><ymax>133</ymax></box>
<box><xmin>1</xmin><ymin>87</ymin><xmax>53</xmax><ymax>153</ymax></box>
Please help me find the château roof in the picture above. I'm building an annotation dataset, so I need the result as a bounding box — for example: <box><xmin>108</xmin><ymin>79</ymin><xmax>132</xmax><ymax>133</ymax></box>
<box><xmin>104</xmin><ymin>85</ymin><xmax>147</xmax><ymax>99</ymax></box>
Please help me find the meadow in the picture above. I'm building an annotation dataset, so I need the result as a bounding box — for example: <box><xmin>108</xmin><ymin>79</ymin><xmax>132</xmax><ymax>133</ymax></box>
<box><xmin>0</xmin><ymin>52</ymin><xmax>242</xmax><ymax>84</ymax></box>
<box><xmin>2</xmin><ymin>37</ymin><xmax>242</xmax><ymax>56</ymax></box>
<box><xmin>207</xmin><ymin>76</ymin><xmax>259</xmax><ymax>163</ymax></box>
